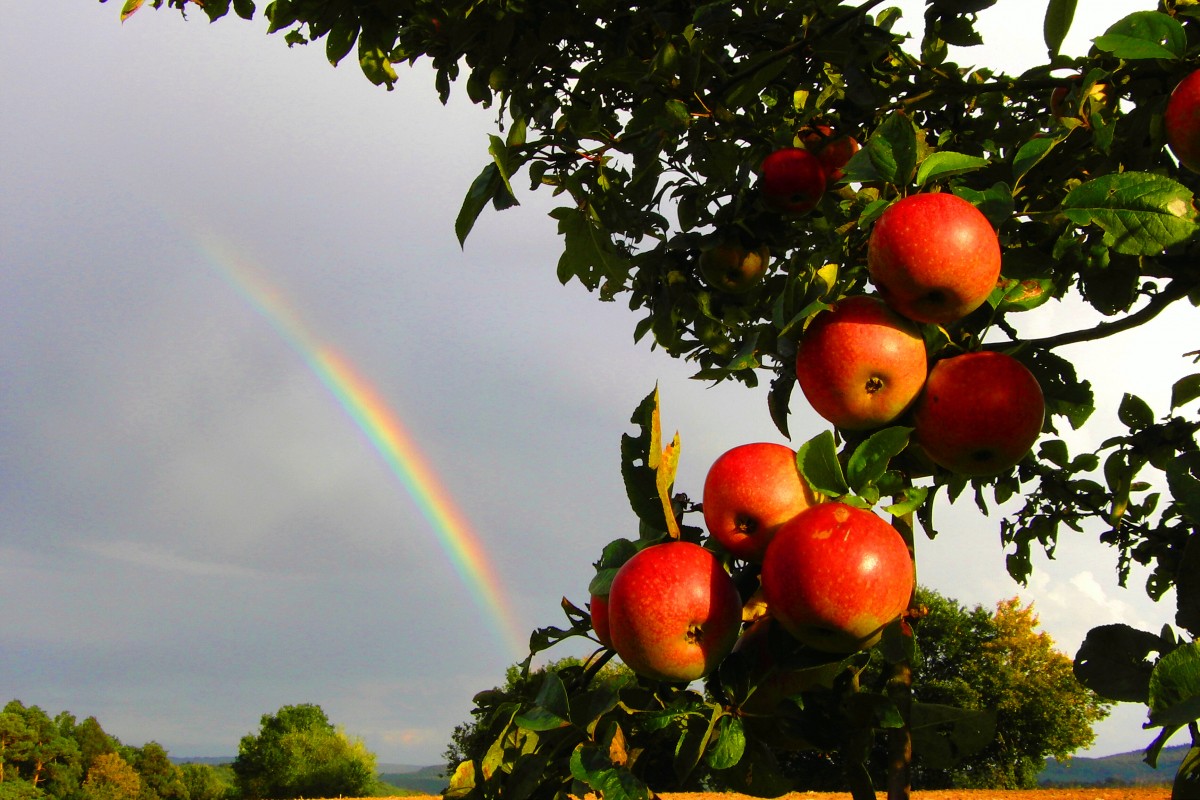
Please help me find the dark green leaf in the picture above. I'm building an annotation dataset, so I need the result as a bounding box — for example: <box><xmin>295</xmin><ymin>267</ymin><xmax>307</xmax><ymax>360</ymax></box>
<box><xmin>1172</xmin><ymin>746</ymin><xmax>1200</xmax><ymax>798</ymax></box>
<box><xmin>866</xmin><ymin>112</ymin><xmax>918</xmax><ymax>186</ymax></box>
<box><xmin>1172</xmin><ymin>374</ymin><xmax>1200</xmax><ymax>410</ymax></box>
<box><xmin>796</xmin><ymin>430</ymin><xmax>850</xmax><ymax>497</ymax></box>
<box><xmin>909</xmin><ymin>703</ymin><xmax>997</xmax><ymax>769</ymax></box>
<box><xmin>1118</xmin><ymin>393</ymin><xmax>1155</xmax><ymax>431</ymax></box>
<box><xmin>515</xmin><ymin>673</ymin><xmax>572</xmax><ymax>731</ymax></box>
<box><xmin>1177</xmin><ymin>533</ymin><xmax>1200</xmax><ymax>637</ymax></box>
<box><xmin>1074</xmin><ymin>623</ymin><xmax>1166</xmax><ymax>703</ymax></box>
<box><xmin>232</xmin><ymin>0</ymin><xmax>255</xmax><ymax>20</ymax></box>
<box><xmin>1093</xmin><ymin>11</ymin><xmax>1185</xmax><ymax>60</ymax></box>
<box><xmin>915</xmin><ymin>151</ymin><xmax>988</xmax><ymax>187</ymax></box>
<box><xmin>883</xmin><ymin>485</ymin><xmax>928</xmax><ymax>517</ymax></box>
<box><xmin>326</xmin><ymin>17</ymin><xmax>359</xmax><ymax>66</ymax></box>
<box><xmin>456</xmin><ymin>163</ymin><xmax>502</xmax><ymax>247</ymax></box>
<box><xmin>620</xmin><ymin>387</ymin><xmax>669</xmax><ymax>532</ymax></box>
<box><xmin>1061</xmin><ymin>172</ymin><xmax>1197</xmax><ymax>256</ymax></box>
<box><xmin>847</xmin><ymin>427</ymin><xmax>913</xmax><ymax>494</ymax></box>
<box><xmin>549</xmin><ymin>207</ymin><xmax>632</xmax><ymax>291</ymax></box>
<box><xmin>569</xmin><ymin>743</ymin><xmax>650</xmax><ymax>800</ymax></box>
<box><xmin>1012</xmin><ymin>136</ymin><xmax>1059</xmax><ymax>186</ymax></box>
<box><xmin>1043</xmin><ymin>0</ymin><xmax>1077</xmax><ymax>58</ymax></box>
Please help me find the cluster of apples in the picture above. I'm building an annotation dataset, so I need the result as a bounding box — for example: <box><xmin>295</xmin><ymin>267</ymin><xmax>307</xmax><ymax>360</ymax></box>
<box><xmin>697</xmin><ymin>126</ymin><xmax>860</xmax><ymax>294</ymax></box>
<box><xmin>588</xmin><ymin>441</ymin><xmax>913</xmax><ymax>685</ymax></box>
<box><xmin>796</xmin><ymin>190</ymin><xmax>1046</xmax><ymax>477</ymax></box>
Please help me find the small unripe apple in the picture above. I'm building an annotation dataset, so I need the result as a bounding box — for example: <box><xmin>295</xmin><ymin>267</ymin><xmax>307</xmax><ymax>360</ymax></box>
<box><xmin>759</xmin><ymin>147</ymin><xmax>826</xmax><ymax>214</ymax></box>
<box><xmin>607</xmin><ymin>541</ymin><xmax>742</xmax><ymax>682</ymax></box>
<box><xmin>702</xmin><ymin>442</ymin><xmax>818</xmax><ymax>562</ymax></box>
<box><xmin>761</xmin><ymin>502</ymin><xmax>913</xmax><ymax>653</ymax></box>
<box><xmin>867</xmin><ymin>193</ymin><xmax>1002</xmax><ymax>325</ymax></box>
<box><xmin>911</xmin><ymin>350</ymin><xmax>1045</xmax><ymax>477</ymax></box>
<box><xmin>794</xmin><ymin>295</ymin><xmax>928</xmax><ymax>430</ymax></box>
<box><xmin>699</xmin><ymin>242</ymin><xmax>770</xmax><ymax>294</ymax></box>
<box><xmin>1166</xmin><ymin>69</ymin><xmax>1200</xmax><ymax>174</ymax></box>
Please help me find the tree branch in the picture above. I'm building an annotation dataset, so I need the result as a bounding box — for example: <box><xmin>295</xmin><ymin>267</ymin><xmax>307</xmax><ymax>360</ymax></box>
<box><xmin>991</xmin><ymin>278</ymin><xmax>1193</xmax><ymax>353</ymax></box>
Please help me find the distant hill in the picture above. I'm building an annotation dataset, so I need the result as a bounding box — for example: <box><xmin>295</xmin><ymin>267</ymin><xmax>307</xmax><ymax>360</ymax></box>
<box><xmin>378</xmin><ymin>765</ymin><xmax>447</xmax><ymax>795</ymax></box>
<box><xmin>1039</xmin><ymin>744</ymin><xmax>1189</xmax><ymax>786</ymax></box>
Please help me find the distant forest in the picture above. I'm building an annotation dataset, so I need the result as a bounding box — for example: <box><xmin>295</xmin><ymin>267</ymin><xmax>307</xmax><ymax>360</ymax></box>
<box><xmin>0</xmin><ymin>700</ymin><xmax>430</xmax><ymax>800</ymax></box>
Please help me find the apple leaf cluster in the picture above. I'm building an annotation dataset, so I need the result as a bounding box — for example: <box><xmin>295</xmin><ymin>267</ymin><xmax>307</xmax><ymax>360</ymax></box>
<box><xmin>106</xmin><ymin>0</ymin><xmax>1200</xmax><ymax>796</ymax></box>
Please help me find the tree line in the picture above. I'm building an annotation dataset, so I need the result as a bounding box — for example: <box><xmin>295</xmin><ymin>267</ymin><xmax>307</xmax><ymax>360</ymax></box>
<box><xmin>0</xmin><ymin>702</ymin><xmax>382</xmax><ymax>800</ymax></box>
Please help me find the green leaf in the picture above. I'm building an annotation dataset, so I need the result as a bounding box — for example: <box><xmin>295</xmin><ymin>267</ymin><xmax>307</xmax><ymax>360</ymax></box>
<box><xmin>549</xmin><ymin>207</ymin><xmax>632</xmax><ymax>291</ymax></box>
<box><xmin>357</xmin><ymin>39</ymin><xmax>397</xmax><ymax>87</ymax></box>
<box><xmin>488</xmin><ymin>134</ymin><xmax>523</xmax><ymax>206</ymax></box>
<box><xmin>119</xmin><ymin>0</ymin><xmax>145</xmax><ymax>21</ymax></box>
<box><xmin>232</xmin><ymin>0</ymin><xmax>256</xmax><ymax>20</ymax></box>
<box><xmin>1176</xmin><ymin>533</ymin><xmax>1200</xmax><ymax>637</ymax></box>
<box><xmin>326</xmin><ymin>17</ymin><xmax>359</xmax><ymax>66</ymax></box>
<box><xmin>796</xmin><ymin>430</ymin><xmax>850</xmax><ymax>497</ymax></box>
<box><xmin>846</xmin><ymin>427</ymin><xmax>913</xmax><ymax>494</ymax></box>
<box><xmin>1012</xmin><ymin>136</ymin><xmax>1059</xmax><ymax>186</ymax></box>
<box><xmin>704</xmin><ymin>714</ymin><xmax>745</xmax><ymax>771</ymax></box>
<box><xmin>1173</xmin><ymin>374</ymin><xmax>1200</xmax><ymax>410</ymax></box>
<box><xmin>910</xmin><ymin>703</ymin><xmax>997</xmax><ymax>769</ymax></box>
<box><xmin>1074</xmin><ymin>623</ymin><xmax>1166</xmax><ymax>703</ymax></box>
<box><xmin>620</xmin><ymin>387</ymin><xmax>670</xmax><ymax>532</ymax></box>
<box><xmin>569</xmin><ymin>743</ymin><xmax>650</xmax><ymax>800</ymax></box>
<box><xmin>456</xmin><ymin>163</ymin><xmax>502</xmax><ymax>247</ymax></box>
<box><xmin>1148</xmin><ymin>642</ymin><xmax>1200</xmax><ymax>728</ymax></box>
<box><xmin>1061</xmin><ymin>172</ymin><xmax>1197</xmax><ymax>257</ymax></box>
<box><xmin>1172</xmin><ymin>745</ymin><xmax>1200</xmax><ymax>798</ymax></box>
<box><xmin>1043</xmin><ymin>0</ymin><xmax>1077</xmax><ymax>58</ymax></box>
<box><xmin>1118</xmin><ymin>393</ymin><xmax>1155</xmax><ymax>431</ymax></box>
<box><xmin>884</xmin><ymin>485</ymin><xmax>928</xmax><ymax>517</ymax></box>
<box><xmin>1092</xmin><ymin>11</ymin><xmax>1185</xmax><ymax>61</ymax></box>
<box><xmin>991</xmin><ymin>277</ymin><xmax>1055</xmax><ymax>313</ymax></box>
<box><xmin>515</xmin><ymin>672</ymin><xmax>572</xmax><ymax>731</ymax></box>
<box><xmin>915</xmin><ymin>152</ymin><xmax>988</xmax><ymax>187</ymax></box>
<box><xmin>866</xmin><ymin>112</ymin><xmax>918</xmax><ymax>187</ymax></box>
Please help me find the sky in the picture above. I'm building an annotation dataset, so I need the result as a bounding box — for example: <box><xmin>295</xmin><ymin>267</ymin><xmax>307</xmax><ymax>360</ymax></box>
<box><xmin>2</xmin><ymin>0</ymin><xmax>1192</xmax><ymax>768</ymax></box>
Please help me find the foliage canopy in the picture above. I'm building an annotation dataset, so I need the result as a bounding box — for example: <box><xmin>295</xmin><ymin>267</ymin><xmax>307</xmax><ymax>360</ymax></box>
<box><xmin>107</xmin><ymin>0</ymin><xmax>1200</xmax><ymax>797</ymax></box>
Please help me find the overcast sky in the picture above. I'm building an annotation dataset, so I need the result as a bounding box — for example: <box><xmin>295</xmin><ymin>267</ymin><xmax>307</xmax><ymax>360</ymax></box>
<box><xmin>2</xmin><ymin>0</ymin><xmax>1190</xmax><ymax>767</ymax></box>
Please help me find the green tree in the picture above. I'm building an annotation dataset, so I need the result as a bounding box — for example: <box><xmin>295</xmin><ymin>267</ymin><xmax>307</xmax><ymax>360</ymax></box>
<box><xmin>233</xmin><ymin>704</ymin><xmax>378</xmax><ymax>800</ymax></box>
<box><xmin>102</xmin><ymin>0</ymin><xmax>1200</xmax><ymax>797</ymax></box>
<box><xmin>0</xmin><ymin>703</ymin><xmax>81</xmax><ymax>799</ymax></box>
<box><xmin>81</xmin><ymin>755</ymin><xmax>140</xmax><ymax>800</ymax></box>
<box><xmin>126</xmin><ymin>744</ymin><xmax>186</xmax><ymax>800</ymax></box>
<box><xmin>68</xmin><ymin>719</ymin><xmax>120</xmax><ymax>782</ymax></box>
<box><xmin>178</xmin><ymin>764</ymin><xmax>234</xmax><ymax>800</ymax></box>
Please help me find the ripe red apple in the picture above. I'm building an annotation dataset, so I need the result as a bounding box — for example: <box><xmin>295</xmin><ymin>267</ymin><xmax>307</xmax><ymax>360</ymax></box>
<box><xmin>761</xmin><ymin>503</ymin><xmax>913</xmax><ymax>653</ymax></box>
<box><xmin>607</xmin><ymin>541</ymin><xmax>742</xmax><ymax>682</ymax></box>
<box><xmin>699</xmin><ymin>242</ymin><xmax>770</xmax><ymax>293</ymax></box>
<box><xmin>590</xmin><ymin>593</ymin><xmax>612</xmax><ymax>648</ymax></box>
<box><xmin>801</xmin><ymin>125</ymin><xmax>860</xmax><ymax>186</ymax></box>
<box><xmin>794</xmin><ymin>295</ymin><xmax>928</xmax><ymax>430</ymax></box>
<box><xmin>702</xmin><ymin>442</ymin><xmax>819</xmax><ymax>562</ymax></box>
<box><xmin>867</xmin><ymin>193</ymin><xmax>1002</xmax><ymax>325</ymax></box>
<box><xmin>912</xmin><ymin>350</ymin><xmax>1044</xmax><ymax>477</ymax></box>
<box><xmin>1166</xmin><ymin>69</ymin><xmax>1200</xmax><ymax>174</ymax></box>
<box><xmin>759</xmin><ymin>147</ymin><xmax>826</xmax><ymax>214</ymax></box>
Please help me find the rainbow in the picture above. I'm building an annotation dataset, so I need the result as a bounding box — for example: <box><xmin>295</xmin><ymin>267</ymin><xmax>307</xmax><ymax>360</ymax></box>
<box><xmin>193</xmin><ymin>232</ymin><xmax>527</xmax><ymax>660</ymax></box>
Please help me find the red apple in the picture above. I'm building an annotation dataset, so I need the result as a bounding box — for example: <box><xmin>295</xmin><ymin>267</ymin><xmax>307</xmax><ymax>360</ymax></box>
<box><xmin>801</xmin><ymin>125</ymin><xmax>860</xmax><ymax>186</ymax></box>
<box><xmin>760</xmin><ymin>147</ymin><xmax>826</xmax><ymax>214</ymax></box>
<box><xmin>607</xmin><ymin>541</ymin><xmax>742</xmax><ymax>682</ymax></box>
<box><xmin>761</xmin><ymin>503</ymin><xmax>913</xmax><ymax>653</ymax></box>
<box><xmin>911</xmin><ymin>350</ymin><xmax>1044</xmax><ymax>477</ymax></box>
<box><xmin>699</xmin><ymin>242</ymin><xmax>771</xmax><ymax>293</ymax></box>
<box><xmin>1166</xmin><ymin>69</ymin><xmax>1200</xmax><ymax>174</ymax></box>
<box><xmin>702</xmin><ymin>442</ymin><xmax>819</xmax><ymax>562</ymax></box>
<box><xmin>590</xmin><ymin>593</ymin><xmax>612</xmax><ymax>648</ymax></box>
<box><xmin>867</xmin><ymin>193</ymin><xmax>1002</xmax><ymax>325</ymax></box>
<box><xmin>794</xmin><ymin>295</ymin><xmax>928</xmax><ymax>430</ymax></box>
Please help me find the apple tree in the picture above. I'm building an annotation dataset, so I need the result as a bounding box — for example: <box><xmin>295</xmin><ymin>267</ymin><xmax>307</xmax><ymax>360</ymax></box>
<box><xmin>108</xmin><ymin>0</ymin><xmax>1200</xmax><ymax>797</ymax></box>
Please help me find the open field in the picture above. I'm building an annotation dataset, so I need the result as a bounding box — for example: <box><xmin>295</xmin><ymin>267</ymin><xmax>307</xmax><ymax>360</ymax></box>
<box><xmin>379</xmin><ymin>790</ymin><xmax>1172</xmax><ymax>800</ymax></box>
